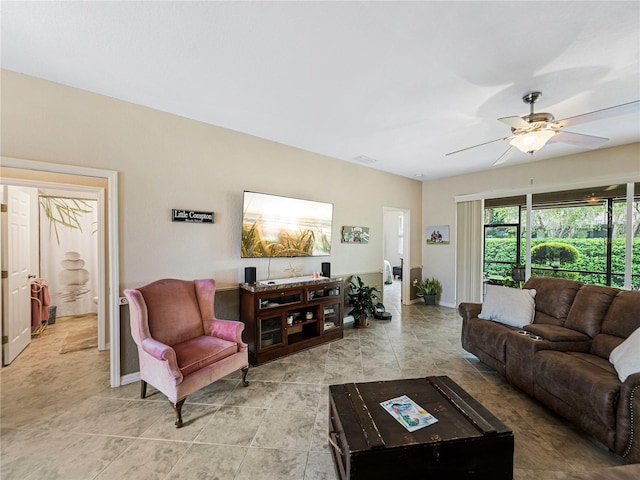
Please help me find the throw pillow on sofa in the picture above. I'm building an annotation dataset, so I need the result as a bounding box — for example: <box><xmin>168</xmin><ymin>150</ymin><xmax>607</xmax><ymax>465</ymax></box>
<box><xmin>478</xmin><ymin>285</ymin><xmax>536</xmax><ymax>328</ymax></box>
<box><xmin>609</xmin><ymin>326</ymin><xmax>640</xmax><ymax>382</ymax></box>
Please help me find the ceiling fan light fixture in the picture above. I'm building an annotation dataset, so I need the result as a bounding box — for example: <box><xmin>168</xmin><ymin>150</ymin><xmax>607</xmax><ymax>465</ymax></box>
<box><xmin>510</xmin><ymin>129</ymin><xmax>556</xmax><ymax>153</ymax></box>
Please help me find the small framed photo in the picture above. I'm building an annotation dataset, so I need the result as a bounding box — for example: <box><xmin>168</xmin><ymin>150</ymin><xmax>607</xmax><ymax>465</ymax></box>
<box><xmin>342</xmin><ymin>226</ymin><xmax>370</xmax><ymax>244</ymax></box>
<box><xmin>426</xmin><ymin>225</ymin><xmax>450</xmax><ymax>245</ymax></box>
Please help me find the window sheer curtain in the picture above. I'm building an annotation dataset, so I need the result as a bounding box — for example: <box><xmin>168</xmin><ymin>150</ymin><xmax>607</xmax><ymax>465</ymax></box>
<box><xmin>456</xmin><ymin>200</ymin><xmax>483</xmax><ymax>304</ymax></box>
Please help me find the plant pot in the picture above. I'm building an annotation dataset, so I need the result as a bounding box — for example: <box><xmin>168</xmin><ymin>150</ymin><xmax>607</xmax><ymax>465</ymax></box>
<box><xmin>422</xmin><ymin>295</ymin><xmax>437</xmax><ymax>306</ymax></box>
<box><xmin>512</xmin><ymin>267</ymin><xmax>525</xmax><ymax>282</ymax></box>
<box><xmin>354</xmin><ymin>314</ymin><xmax>369</xmax><ymax>328</ymax></box>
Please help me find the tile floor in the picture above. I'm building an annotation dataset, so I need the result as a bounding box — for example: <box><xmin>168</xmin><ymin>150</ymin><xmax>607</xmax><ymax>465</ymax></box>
<box><xmin>1</xmin><ymin>281</ymin><xmax>626</xmax><ymax>479</ymax></box>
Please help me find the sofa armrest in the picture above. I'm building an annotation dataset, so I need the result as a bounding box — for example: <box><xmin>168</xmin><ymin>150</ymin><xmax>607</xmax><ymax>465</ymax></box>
<box><xmin>615</xmin><ymin>371</ymin><xmax>640</xmax><ymax>463</ymax></box>
<box><xmin>209</xmin><ymin>318</ymin><xmax>247</xmax><ymax>347</ymax></box>
<box><xmin>140</xmin><ymin>337</ymin><xmax>181</xmax><ymax>380</ymax></box>
<box><xmin>459</xmin><ymin>302</ymin><xmax>482</xmax><ymax>321</ymax></box>
<box><xmin>524</xmin><ymin>324</ymin><xmax>591</xmax><ymax>344</ymax></box>
<box><xmin>459</xmin><ymin>302</ymin><xmax>484</xmax><ymax>357</ymax></box>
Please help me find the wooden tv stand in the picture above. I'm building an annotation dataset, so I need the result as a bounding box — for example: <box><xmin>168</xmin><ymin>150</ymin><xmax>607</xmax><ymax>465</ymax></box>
<box><xmin>239</xmin><ymin>277</ymin><xmax>344</xmax><ymax>365</ymax></box>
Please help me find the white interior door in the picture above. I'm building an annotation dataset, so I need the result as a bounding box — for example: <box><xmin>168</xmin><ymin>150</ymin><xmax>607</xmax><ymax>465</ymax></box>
<box><xmin>2</xmin><ymin>186</ymin><xmax>32</xmax><ymax>365</ymax></box>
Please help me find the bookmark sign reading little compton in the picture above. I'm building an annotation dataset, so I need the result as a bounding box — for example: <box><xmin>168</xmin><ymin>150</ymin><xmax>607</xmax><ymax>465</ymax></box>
<box><xmin>172</xmin><ymin>209</ymin><xmax>214</xmax><ymax>223</ymax></box>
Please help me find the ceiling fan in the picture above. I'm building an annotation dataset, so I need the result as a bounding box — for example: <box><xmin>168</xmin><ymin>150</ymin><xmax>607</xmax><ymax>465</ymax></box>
<box><xmin>446</xmin><ymin>92</ymin><xmax>640</xmax><ymax>166</ymax></box>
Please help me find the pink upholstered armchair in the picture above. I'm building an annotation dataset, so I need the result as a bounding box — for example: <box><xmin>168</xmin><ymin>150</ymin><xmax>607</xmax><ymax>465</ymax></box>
<box><xmin>124</xmin><ymin>278</ymin><xmax>249</xmax><ymax>427</ymax></box>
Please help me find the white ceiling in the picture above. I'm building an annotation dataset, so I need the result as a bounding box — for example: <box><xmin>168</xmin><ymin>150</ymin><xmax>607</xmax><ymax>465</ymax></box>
<box><xmin>2</xmin><ymin>1</ymin><xmax>639</xmax><ymax>180</ymax></box>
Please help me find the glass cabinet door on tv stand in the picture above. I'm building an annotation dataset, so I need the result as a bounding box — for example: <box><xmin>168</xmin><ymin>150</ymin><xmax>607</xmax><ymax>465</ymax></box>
<box><xmin>322</xmin><ymin>303</ymin><xmax>341</xmax><ymax>332</ymax></box>
<box><xmin>258</xmin><ymin>315</ymin><xmax>284</xmax><ymax>350</ymax></box>
<box><xmin>239</xmin><ymin>278</ymin><xmax>344</xmax><ymax>365</ymax></box>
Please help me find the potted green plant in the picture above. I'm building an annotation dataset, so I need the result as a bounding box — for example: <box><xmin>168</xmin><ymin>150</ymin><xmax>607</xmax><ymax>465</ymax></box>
<box><xmin>511</xmin><ymin>263</ymin><xmax>526</xmax><ymax>283</ymax></box>
<box><xmin>413</xmin><ymin>277</ymin><xmax>441</xmax><ymax>305</ymax></box>
<box><xmin>347</xmin><ymin>275</ymin><xmax>383</xmax><ymax>328</ymax></box>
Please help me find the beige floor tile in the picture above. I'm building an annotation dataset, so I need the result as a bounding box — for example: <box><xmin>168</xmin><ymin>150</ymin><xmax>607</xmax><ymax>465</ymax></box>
<box><xmin>140</xmin><ymin>403</ymin><xmax>220</xmax><ymax>441</ymax></box>
<box><xmin>165</xmin><ymin>443</ymin><xmax>248</xmax><ymax>479</ymax></box>
<box><xmin>94</xmin><ymin>438</ymin><xmax>190</xmax><ymax>480</ymax></box>
<box><xmin>304</xmin><ymin>452</ymin><xmax>338</xmax><ymax>480</ymax></box>
<box><xmin>251</xmin><ymin>408</ymin><xmax>316</xmax><ymax>450</ymax></box>
<box><xmin>195</xmin><ymin>406</ymin><xmax>266</xmax><ymax>446</ymax></box>
<box><xmin>234</xmin><ymin>448</ymin><xmax>308</xmax><ymax>480</ymax></box>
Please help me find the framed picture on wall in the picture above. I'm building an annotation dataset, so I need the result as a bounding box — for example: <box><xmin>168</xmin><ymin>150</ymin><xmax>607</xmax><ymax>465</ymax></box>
<box><xmin>426</xmin><ymin>225</ymin><xmax>449</xmax><ymax>245</ymax></box>
<box><xmin>342</xmin><ymin>226</ymin><xmax>370</xmax><ymax>244</ymax></box>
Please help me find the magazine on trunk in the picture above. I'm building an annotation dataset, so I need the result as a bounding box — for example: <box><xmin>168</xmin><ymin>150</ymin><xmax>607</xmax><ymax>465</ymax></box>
<box><xmin>380</xmin><ymin>394</ymin><xmax>438</xmax><ymax>432</ymax></box>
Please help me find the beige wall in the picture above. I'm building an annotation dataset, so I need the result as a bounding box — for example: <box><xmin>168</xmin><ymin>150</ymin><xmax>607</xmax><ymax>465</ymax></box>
<box><xmin>1</xmin><ymin>70</ymin><xmax>422</xmax><ymax>287</ymax></box>
<box><xmin>1</xmin><ymin>69</ymin><xmax>423</xmax><ymax>374</ymax></box>
<box><xmin>422</xmin><ymin>143</ymin><xmax>640</xmax><ymax>307</ymax></box>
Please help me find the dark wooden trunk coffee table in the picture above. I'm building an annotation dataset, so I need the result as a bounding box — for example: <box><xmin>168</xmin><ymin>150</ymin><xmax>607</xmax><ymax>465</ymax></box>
<box><xmin>328</xmin><ymin>376</ymin><xmax>514</xmax><ymax>479</ymax></box>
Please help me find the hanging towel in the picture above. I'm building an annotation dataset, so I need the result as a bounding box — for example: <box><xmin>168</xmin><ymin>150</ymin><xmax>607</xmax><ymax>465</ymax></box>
<box><xmin>31</xmin><ymin>279</ymin><xmax>51</xmax><ymax>327</ymax></box>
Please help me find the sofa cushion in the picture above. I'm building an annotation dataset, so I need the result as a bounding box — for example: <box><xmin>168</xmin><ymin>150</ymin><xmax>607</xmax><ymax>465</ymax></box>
<box><xmin>173</xmin><ymin>336</ymin><xmax>238</xmax><ymax>377</ymax></box>
<box><xmin>523</xmin><ymin>277</ymin><xmax>583</xmax><ymax>326</ymax></box>
<box><xmin>478</xmin><ymin>285</ymin><xmax>536</xmax><ymax>328</ymax></box>
<box><xmin>565</xmin><ymin>284</ymin><xmax>619</xmax><ymax>338</ymax></box>
<box><xmin>591</xmin><ymin>334</ymin><xmax>625</xmax><ymax>360</ymax></box>
<box><xmin>140</xmin><ymin>279</ymin><xmax>206</xmax><ymax>346</ymax></box>
<box><xmin>534</xmin><ymin>351</ymin><xmax>620</xmax><ymax>439</ymax></box>
<box><xmin>591</xmin><ymin>290</ymin><xmax>640</xmax><ymax>359</ymax></box>
<box><xmin>601</xmin><ymin>290</ymin><xmax>640</xmax><ymax>338</ymax></box>
<box><xmin>609</xmin><ymin>326</ymin><xmax>640</xmax><ymax>382</ymax></box>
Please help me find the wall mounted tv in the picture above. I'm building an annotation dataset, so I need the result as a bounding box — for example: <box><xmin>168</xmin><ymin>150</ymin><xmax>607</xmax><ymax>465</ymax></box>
<box><xmin>241</xmin><ymin>191</ymin><xmax>333</xmax><ymax>258</ymax></box>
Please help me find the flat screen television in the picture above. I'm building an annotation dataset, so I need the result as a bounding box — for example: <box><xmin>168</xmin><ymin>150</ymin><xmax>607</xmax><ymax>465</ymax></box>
<box><xmin>241</xmin><ymin>191</ymin><xmax>333</xmax><ymax>258</ymax></box>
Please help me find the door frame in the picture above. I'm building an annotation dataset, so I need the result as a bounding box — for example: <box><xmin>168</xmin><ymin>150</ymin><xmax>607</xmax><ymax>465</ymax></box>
<box><xmin>1</xmin><ymin>156</ymin><xmax>121</xmax><ymax>387</ymax></box>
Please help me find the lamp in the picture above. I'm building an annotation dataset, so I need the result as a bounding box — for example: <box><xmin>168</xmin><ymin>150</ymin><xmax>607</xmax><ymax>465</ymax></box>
<box><xmin>510</xmin><ymin>129</ymin><xmax>556</xmax><ymax>154</ymax></box>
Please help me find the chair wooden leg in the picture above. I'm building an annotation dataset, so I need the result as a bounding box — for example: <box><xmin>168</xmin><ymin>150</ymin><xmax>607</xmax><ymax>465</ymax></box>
<box><xmin>140</xmin><ymin>380</ymin><xmax>147</xmax><ymax>399</ymax></box>
<box><xmin>241</xmin><ymin>365</ymin><xmax>250</xmax><ymax>386</ymax></box>
<box><xmin>173</xmin><ymin>398</ymin><xmax>186</xmax><ymax>428</ymax></box>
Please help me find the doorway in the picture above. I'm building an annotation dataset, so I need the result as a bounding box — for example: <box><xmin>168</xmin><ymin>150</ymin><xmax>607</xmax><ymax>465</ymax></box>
<box><xmin>382</xmin><ymin>207</ymin><xmax>411</xmax><ymax>314</ymax></box>
<box><xmin>0</xmin><ymin>156</ymin><xmax>120</xmax><ymax>387</ymax></box>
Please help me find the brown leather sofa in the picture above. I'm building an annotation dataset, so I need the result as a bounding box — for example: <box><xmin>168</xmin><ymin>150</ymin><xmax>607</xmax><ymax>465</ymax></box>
<box><xmin>459</xmin><ymin>276</ymin><xmax>640</xmax><ymax>463</ymax></box>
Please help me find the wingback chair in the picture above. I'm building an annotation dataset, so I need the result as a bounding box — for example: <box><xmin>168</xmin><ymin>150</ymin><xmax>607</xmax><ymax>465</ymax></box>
<box><xmin>124</xmin><ymin>278</ymin><xmax>249</xmax><ymax>427</ymax></box>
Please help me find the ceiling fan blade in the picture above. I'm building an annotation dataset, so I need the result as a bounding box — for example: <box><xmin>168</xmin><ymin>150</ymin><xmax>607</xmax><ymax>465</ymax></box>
<box><xmin>498</xmin><ymin>116</ymin><xmax>529</xmax><ymax>129</ymax></box>
<box><xmin>446</xmin><ymin>136</ymin><xmax>511</xmax><ymax>156</ymax></box>
<box><xmin>557</xmin><ymin>100</ymin><xmax>640</xmax><ymax>127</ymax></box>
<box><xmin>493</xmin><ymin>146</ymin><xmax>516</xmax><ymax>166</ymax></box>
<box><xmin>552</xmin><ymin>130</ymin><xmax>609</xmax><ymax>148</ymax></box>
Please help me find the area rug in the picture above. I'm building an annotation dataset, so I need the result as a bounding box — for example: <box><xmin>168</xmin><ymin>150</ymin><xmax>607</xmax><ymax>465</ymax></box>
<box><xmin>59</xmin><ymin>317</ymin><xmax>98</xmax><ymax>354</ymax></box>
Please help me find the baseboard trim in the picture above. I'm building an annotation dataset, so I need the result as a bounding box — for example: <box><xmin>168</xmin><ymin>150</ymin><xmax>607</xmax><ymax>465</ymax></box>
<box><xmin>120</xmin><ymin>372</ymin><xmax>140</xmax><ymax>386</ymax></box>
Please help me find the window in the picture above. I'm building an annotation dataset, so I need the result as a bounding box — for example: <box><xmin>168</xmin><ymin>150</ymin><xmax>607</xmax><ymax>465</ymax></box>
<box><xmin>612</xmin><ymin>193</ymin><xmax>640</xmax><ymax>289</ymax></box>
<box><xmin>483</xmin><ymin>200</ymin><xmax>523</xmax><ymax>281</ymax></box>
<box><xmin>484</xmin><ymin>184</ymin><xmax>639</xmax><ymax>288</ymax></box>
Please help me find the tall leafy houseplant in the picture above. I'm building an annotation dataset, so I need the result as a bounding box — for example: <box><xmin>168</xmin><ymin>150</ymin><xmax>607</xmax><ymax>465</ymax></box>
<box><xmin>347</xmin><ymin>275</ymin><xmax>383</xmax><ymax>328</ymax></box>
<box><xmin>413</xmin><ymin>277</ymin><xmax>441</xmax><ymax>305</ymax></box>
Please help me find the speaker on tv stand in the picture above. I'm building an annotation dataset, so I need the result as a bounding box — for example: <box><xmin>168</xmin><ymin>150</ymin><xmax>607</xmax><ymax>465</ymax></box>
<box><xmin>321</xmin><ymin>262</ymin><xmax>331</xmax><ymax>278</ymax></box>
<box><xmin>244</xmin><ymin>267</ymin><xmax>256</xmax><ymax>284</ymax></box>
